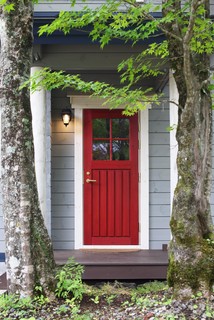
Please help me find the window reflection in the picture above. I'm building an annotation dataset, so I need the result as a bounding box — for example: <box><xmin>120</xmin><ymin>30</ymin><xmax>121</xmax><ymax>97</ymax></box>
<box><xmin>93</xmin><ymin>119</ymin><xmax>110</xmax><ymax>138</ymax></box>
<box><xmin>92</xmin><ymin>117</ymin><xmax>130</xmax><ymax>161</ymax></box>
<box><xmin>93</xmin><ymin>141</ymin><xmax>110</xmax><ymax>160</ymax></box>
<box><xmin>112</xmin><ymin>119</ymin><xmax>129</xmax><ymax>138</ymax></box>
<box><xmin>112</xmin><ymin>140</ymin><xmax>129</xmax><ymax>160</ymax></box>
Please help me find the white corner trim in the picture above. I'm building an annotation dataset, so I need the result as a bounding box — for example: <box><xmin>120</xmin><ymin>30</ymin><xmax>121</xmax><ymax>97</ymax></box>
<box><xmin>139</xmin><ymin>109</ymin><xmax>149</xmax><ymax>249</ymax></box>
<box><xmin>169</xmin><ymin>70</ymin><xmax>178</xmax><ymax>213</ymax></box>
<box><xmin>74</xmin><ymin>108</ymin><xmax>84</xmax><ymax>249</ymax></box>
<box><xmin>73</xmin><ymin>96</ymin><xmax>149</xmax><ymax>249</ymax></box>
<box><xmin>45</xmin><ymin>91</ymin><xmax>52</xmax><ymax>236</ymax></box>
<box><xmin>30</xmin><ymin>66</ymin><xmax>51</xmax><ymax>235</ymax></box>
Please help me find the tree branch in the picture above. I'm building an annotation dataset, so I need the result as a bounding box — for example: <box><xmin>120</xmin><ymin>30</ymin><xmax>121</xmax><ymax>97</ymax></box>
<box><xmin>122</xmin><ymin>0</ymin><xmax>183</xmax><ymax>43</ymax></box>
<box><xmin>183</xmin><ymin>0</ymin><xmax>204</xmax><ymax>94</ymax></box>
<box><xmin>184</xmin><ymin>0</ymin><xmax>203</xmax><ymax>44</ymax></box>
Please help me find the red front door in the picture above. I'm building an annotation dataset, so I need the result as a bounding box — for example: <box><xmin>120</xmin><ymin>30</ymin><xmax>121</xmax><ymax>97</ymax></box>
<box><xmin>83</xmin><ymin>109</ymin><xmax>138</xmax><ymax>245</ymax></box>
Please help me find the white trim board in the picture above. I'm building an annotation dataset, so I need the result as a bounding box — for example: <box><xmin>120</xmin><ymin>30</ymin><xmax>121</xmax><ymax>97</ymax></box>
<box><xmin>73</xmin><ymin>96</ymin><xmax>149</xmax><ymax>249</ymax></box>
<box><xmin>169</xmin><ymin>71</ymin><xmax>178</xmax><ymax>213</ymax></box>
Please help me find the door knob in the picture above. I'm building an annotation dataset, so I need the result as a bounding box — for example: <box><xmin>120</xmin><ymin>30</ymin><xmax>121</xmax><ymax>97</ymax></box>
<box><xmin>86</xmin><ymin>178</ymin><xmax>97</xmax><ymax>183</ymax></box>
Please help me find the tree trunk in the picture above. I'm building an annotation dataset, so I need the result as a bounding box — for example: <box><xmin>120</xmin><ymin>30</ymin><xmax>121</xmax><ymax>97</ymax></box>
<box><xmin>163</xmin><ymin>0</ymin><xmax>214</xmax><ymax>298</ymax></box>
<box><xmin>0</xmin><ymin>1</ymin><xmax>56</xmax><ymax>297</ymax></box>
<box><xmin>168</xmin><ymin>71</ymin><xmax>214</xmax><ymax>298</ymax></box>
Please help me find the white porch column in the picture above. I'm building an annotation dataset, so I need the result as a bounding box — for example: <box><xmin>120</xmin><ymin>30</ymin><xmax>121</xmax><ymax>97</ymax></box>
<box><xmin>30</xmin><ymin>66</ymin><xmax>51</xmax><ymax>235</ymax></box>
<box><xmin>169</xmin><ymin>70</ymin><xmax>179</xmax><ymax>212</ymax></box>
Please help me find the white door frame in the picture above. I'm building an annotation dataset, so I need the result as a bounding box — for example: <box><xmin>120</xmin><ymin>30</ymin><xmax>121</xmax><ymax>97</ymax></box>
<box><xmin>71</xmin><ymin>96</ymin><xmax>149</xmax><ymax>249</ymax></box>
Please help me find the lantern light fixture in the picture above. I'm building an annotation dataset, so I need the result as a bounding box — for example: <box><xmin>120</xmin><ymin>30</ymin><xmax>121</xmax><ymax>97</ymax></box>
<box><xmin>61</xmin><ymin>108</ymin><xmax>73</xmax><ymax>127</ymax></box>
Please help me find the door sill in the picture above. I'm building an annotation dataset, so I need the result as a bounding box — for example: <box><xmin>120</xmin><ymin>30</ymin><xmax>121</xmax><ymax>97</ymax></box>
<box><xmin>80</xmin><ymin>249</ymin><xmax>140</xmax><ymax>252</ymax></box>
<box><xmin>77</xmin><ymin>245</ymin><xmax>142</xmax><ymax>250</ymax></box>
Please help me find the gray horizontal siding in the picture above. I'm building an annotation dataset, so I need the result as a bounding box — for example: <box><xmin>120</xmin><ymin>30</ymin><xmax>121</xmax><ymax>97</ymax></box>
<box><xmin>52</xmin><ymin>205</ymin><xmax>74</xmax><ymax>217</ymax></box>
<box><xmin>35</xmin><ymin>1</ymin><xmax>214</xmax><ymax>15</ymax></box>
<box><xmin>150</xmin><ymin>205</ymin><xmax>170</xmax><ymax>217</ymax></box>
<box><xmin>51</xmin><ymin>90</ymin><xmax>75</xmax><ymax>250</ymax></box>
<box><xmin>150</xmin><ymin>229</ymin><xmax>170</xmax><ymax>241</ymax></box>
<box><xmin>52</xmin><ymin>194</ymin><xmax>74</xmax><ymax>205</ymax></box>
<box><xmin>52</xmin><ymin>132</ymin><xmax>74</xmax><ymax>145</ymax></box>
<box><xmin>52</xmin><ymin>169</ymin><xmax>74</xmax><ymax>181</ymax></box>
<box><xmin>34</xmin><ymin>0</ymin><xmax>139</xmax><ymax>13</ymax></box>
<box><xmin>149</xmin><ymin>86</ymin><xmax>171</xmax><ymax>249</ymax></box>
<box><xmin>150</xmin><ymin>181</ymin><xmax>170</xmax><ymax>193</ymax></box>
<box><xmin>149</xmin><ymin>145</ymin><xmax>170</xmax><ymax>156</ymax></box>
<box><xmin>150</xmin><ymin>169</ymin><xmax>169</xmax><ymax>181</ymax></box>
<box><xmin>52</xmin><ymin>157</ymin><xmax>74</xmax><ymax>169</ymax></box>
<box><xmin>52</xmin><ymin>145</ymin><xmax>74</xmax><ymax>157</ymax></box>
<box><xmin>52</xmin><ymin>230</ymin><xmax>74</xmax><ymax>242</ymax></box>
<box><xmin>35</xmin><ymin>0</ymin><xmax>109</xmax><ymax>12</ymax></box>
<box><xmin>52</xmin><ymin>217</ymin><xmax>74</xmax><ymax>229</ymax></box>
<box><xmin>150</xmin><ymin>157</ymin><xmax>170</xmax><ymax>169</ymax></box>
<box><xmin>150</xmin><ymin>193</ymin><xmax>170</xmax><ymax>205</ymax></box>
<box><xmin>52</xmin><ymin>181</ymin><xmax>74</xmax><ymax>193</ymax></box>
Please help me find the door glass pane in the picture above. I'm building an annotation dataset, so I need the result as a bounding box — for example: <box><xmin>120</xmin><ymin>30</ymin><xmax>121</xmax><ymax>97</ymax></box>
<box><xmin>112</xmin><ymin>119</ymin><xmax>129</xmax><ymax>138</ymax></box>
<box><xmin>93</xmin><ymin>141</ymin><xmax>110</xmax><ymax>160</ymax></box>
<box><xmin>93</xmin><ymin>119</ymin><xmax>110</xmax><ymax>138</ymax></box>
<box><xmin>112</xmin><ymin>140</ymin><xmax>129</xmax><ymax>160</ymax></box>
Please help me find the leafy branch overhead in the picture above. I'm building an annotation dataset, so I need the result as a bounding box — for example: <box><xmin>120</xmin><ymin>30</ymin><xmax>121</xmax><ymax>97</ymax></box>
<box><xmin>0</xmin><ymin>0</ymin><xmax>14</xmax><ymax>12</ymax></box>
<box><xmin>25</xmin><ymin>68</ymin><xmax>160</xmax><ymax>115</ymax></box>
<box><xmin>35</xmin><ymin>0</ymin><xmax>214</xmax><ymax>112</ymax></box>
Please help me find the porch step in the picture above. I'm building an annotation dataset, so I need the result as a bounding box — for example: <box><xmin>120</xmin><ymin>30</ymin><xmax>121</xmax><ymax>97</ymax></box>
<box><xmin>54</xmin><ymin>250</ymin><xmax>168</xmax><ymax>280</ymax></box>
<box><xmin>0</xmin><ymin>250</ymin><xmax>168</xmax><ymax>291</ymax></box>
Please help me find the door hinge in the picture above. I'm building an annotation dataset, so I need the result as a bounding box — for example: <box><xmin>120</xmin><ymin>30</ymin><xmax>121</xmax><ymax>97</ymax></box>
<box><xmin>138</xmin><ymin>172</ymin><xmax>141</xmax><ymax>183</ymax></box>
<box><xmin>138</xmin><ymin>222</ymin><xmax>141</xmax><ymax>233</ymax></box>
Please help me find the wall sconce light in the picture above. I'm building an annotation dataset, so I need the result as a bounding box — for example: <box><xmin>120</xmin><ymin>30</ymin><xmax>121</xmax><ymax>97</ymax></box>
<box><xmin>61</xmin><ymin>108</ymin><xmax>73</xmax><ymax>127</ymax></box>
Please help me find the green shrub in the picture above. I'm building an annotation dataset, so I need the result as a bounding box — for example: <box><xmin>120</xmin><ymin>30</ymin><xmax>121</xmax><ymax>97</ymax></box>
<box><xmin>55</xmin><ymin>257</ymin><xmax>85</xmax><ymax>301</ymax></box>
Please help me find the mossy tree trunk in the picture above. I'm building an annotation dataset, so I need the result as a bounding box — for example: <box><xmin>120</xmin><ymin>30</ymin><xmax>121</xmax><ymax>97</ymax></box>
<box><xmin>163</xmin><ymin>0</ymin><xmax>214</xmax><ymax>298</ymax></box>
<box><xmin>0</xmin><ymin>1</ymin><xmax>56</xmax><ymax>297</ymax></box>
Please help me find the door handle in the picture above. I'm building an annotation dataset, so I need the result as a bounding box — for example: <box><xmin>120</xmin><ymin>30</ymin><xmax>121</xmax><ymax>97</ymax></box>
<box><xmin>86</xmin><ymin>178</ymin><xmax>97</xmax><ymax>183</ymax></box>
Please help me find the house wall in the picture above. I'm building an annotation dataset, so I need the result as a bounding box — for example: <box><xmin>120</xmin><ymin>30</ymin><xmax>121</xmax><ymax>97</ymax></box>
<box><xmin>0</xmin><ymin>83</ymin><xmax>213</xmax><ymax>254</ymax></box>
<box><xmin>50</xmin><ymin>87</ymin><xmax>171</xmax><ymax>250</ymax></box>
<box><xmin>35</xmin><ymin>0</ymin><xmax>109</xmax><ymax>12</ymax></box>
<box><xmin>51</xmin><ymin>90</ymin><xmax>75</xmax><ymax>249</ymax></box>
<box><xmin>149</xmin><ymin>86</ymin><xmax>171</xmax><ymax>249</ymax></box>
<box><xmin>34</xmin><ymin>1</ymin><xmax>214</xmax><ymax>15</ymax></box>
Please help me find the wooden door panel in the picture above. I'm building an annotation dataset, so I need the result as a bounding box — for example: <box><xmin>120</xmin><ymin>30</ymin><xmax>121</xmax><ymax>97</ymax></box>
<box><xmin>90</xmin><ymin>169</ymin><xmax>131</xmax><ymax>240</ymax></box>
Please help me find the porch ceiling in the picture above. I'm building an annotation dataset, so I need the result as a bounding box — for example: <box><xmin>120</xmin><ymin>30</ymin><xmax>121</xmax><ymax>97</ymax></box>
<box><xmin>33</xmin><ymin>42</ymin><xmax>168</xmax><ymax>93</ymax></box>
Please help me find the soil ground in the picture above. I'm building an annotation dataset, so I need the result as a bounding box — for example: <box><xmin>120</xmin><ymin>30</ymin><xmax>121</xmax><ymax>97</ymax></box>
<box><xmin>0</xmin><ymin>281</ymin><xmax>214</xmax><ymax>319</ymax></box>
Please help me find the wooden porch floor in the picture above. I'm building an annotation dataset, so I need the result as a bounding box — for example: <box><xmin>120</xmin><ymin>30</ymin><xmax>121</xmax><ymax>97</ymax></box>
<box><xmin>54</xmin><ymin>250</ymin><xmax>168</xmax><ymax>280</ymax></box>
<box><xmin>0</xmin><ymin>250</ymin><xmax>168</xmax><ymax>290</ymax></box>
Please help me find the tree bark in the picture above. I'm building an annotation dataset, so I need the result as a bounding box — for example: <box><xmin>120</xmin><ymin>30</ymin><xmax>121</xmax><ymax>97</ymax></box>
<box><xmin>163</xmin><ymin>0</ymin><xmax>214</xmax><ymax>298</ymax></box>
<box><xmin>0</xmin><ymin>1</ymin><xmax>56</xmax><ymax>297</ymax></box>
